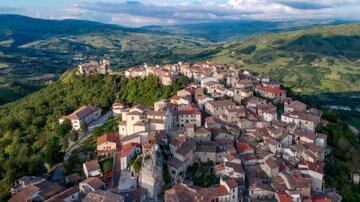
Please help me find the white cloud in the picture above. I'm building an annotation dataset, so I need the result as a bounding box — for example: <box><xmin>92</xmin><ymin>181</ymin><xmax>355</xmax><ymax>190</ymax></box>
<box><xmin>1</xmin><ymin>0</ymin><xmax>360</xmax><ymax>26</ymax></box>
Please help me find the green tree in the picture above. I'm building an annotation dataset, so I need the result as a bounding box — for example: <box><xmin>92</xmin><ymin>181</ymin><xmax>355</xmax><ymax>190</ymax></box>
<box><xmin>44</xmin><ymin>136</ymin><xmax>64</xmax><ymax>166</ymax></box>
<box><xmin>80</xmin><ymin>121</ymin><xmax>88</xmax><ymax>133</ymax></box>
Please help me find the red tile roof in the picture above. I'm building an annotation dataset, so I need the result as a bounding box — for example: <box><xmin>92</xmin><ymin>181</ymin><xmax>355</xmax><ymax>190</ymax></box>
<box><xmin>97</xmin><ymin>132</ymin><xmax>120</xmax><ymax>147</ymax></box>
<box><xmin>225</xmin><ymin>179</ymin><xmax>238</xmax><ymax>189</ymax></box>
<box><xmin>256</xmin><ymin>85</ymin><xmax>284</xmax><ymax>94</ymax></box>
<box><xmin>120</xmin><ymin>142</ymin><xmax>140</xmax><ymax>158</ymax></box>
<box><xmin>236</xmin><ymin>141</ymin><xmax>253</xmax><ymax>153</ymax></box>
<box><xmin>277</xmin><ymin>191</ymin><xmax>292</xmax><ymax>202</ymax></box>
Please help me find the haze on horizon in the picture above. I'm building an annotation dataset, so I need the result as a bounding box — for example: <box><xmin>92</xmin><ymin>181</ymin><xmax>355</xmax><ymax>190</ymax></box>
<box><xmin>1</xmin><ymin>0</ymin><xmax>360</xmax><ymax>27</ymax></box>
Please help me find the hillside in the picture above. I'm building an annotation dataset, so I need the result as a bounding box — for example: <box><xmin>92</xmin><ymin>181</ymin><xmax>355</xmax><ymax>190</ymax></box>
<box><xmin>0</xmin><ymin>71</ymin><xmax>188</xmax><ymax>199</ymax></box>
<box><xmin>0</xmin><ymin>14</ymin><xmax>217</xmax><ymax>104</ymax></box>
<box><xmin>212</xmin><ymin>24</ymin><xmax>360</xmax><ymax>110</ymax></box>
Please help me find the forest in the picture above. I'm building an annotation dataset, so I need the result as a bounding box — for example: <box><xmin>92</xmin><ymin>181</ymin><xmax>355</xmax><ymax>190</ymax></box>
<box><xmin>0</xmin><ymin>71</ymin><xmax>189</xmax><ymax>200</ymax></box>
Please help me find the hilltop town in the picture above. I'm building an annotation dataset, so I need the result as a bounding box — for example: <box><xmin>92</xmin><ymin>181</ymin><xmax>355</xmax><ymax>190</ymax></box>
<box><xmin>9</xmin><ymin>61</ymin><xmax>344</xmax><ymax>202</ymax></box>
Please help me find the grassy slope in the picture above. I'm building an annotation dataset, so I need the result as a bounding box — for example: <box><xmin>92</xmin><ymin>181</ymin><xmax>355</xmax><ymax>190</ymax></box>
<box><xmin>212</xmin><ymin>24</ymin><xmax>360</xmax><ymax>107</ymax></box>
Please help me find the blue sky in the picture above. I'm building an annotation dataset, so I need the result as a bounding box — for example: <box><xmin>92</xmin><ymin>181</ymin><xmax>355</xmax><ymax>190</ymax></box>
<box><xmin>1</xmin><ymin>0</ymin><xmax>360</xmax><ymax>27</ymax></box>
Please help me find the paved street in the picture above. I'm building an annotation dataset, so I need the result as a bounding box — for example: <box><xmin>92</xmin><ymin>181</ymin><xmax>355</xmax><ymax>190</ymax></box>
<box><xmin>64</xmin><ymin>110</ymin><xmax>112</xmax><ymax>161</ymax></box>
<box><xmin>88</xmin><ymin>111</ymin><xmax>112</xmax><ymax>134</ymax></box>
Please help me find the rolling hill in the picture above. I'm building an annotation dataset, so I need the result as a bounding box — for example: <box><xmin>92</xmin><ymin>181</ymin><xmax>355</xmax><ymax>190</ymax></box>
<box><xmin>211</xmin><ymin>24</ymin><xmax>360</xmax><ymax>111</ymax></box>
<box><xmin>0</xmin><ymin>14</ymin><xmax>217</xmax><ymax>104</ymax></box>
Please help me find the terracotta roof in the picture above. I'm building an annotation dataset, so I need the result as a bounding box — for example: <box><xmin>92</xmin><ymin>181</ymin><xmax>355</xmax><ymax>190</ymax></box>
<box><xmin>256</xmin><ymin>85</ymin><xmax>284</xmax><ymax>94</ymax></box>
<box><xmin>83</xmin><ymin>190</ymin><xmax>124</xmax><ymax>202</ymax></box>
<box><xmin>171</xmin><ymin>95</ymin><xmax>180</xmax><ymax>101</ymax></box>
<box><xmin>176</xmin><ymin>140</ymin><xmax>196</xmax><ymax>156</ymax></box>
<box><xmin>133</xmin><ymin>120</ymin><xmax>147</xmax><ymax>126</ymax></box>
<box><xmin>165</xmin><ymin>184</ymin><xmax>196</xmax><ymax>202</ymax></box>
<box><xmin>196</xmin><ymin>185</ymin><xmax>230</xmax><ymax>200</ymax></box>
<box><xmin>225</xmin><ymin>162</ymin><xmax>245</xmax><ymax>174</ymax></box>
<box><xmin>35</xmin><ymin>181</ymin><xmax>64</xmax><ymax>200</ymax></box>
<box><xmin>266</xmin><ymin>138</ymin><xmax>281</xmax><ymax>146</ymax></box>
<box><xmin>265</xmin><ymin>157</ymin><xmax>279</xmax><ymax>169</ymax></box>
<box><xmin>81</xmin><ymin>177</ymin><xmax>105</xmax><ymax>189</ymax></box>
<box><xmin>146</xmin><ymin>110</ymin><xmax>166</xmax><ymax>116</ymax></box>
<box><xmin>9</xmin><ymin>185</ymin><xmax>39</xmax><ymax>202</ymax></box>
<box><xmin>127</xmin><ymin>111</ymin><xmax>143</xmax><ymax>116</ymax></box>
<box><xmin>214</xmin><ymin>185</ymin><xmax>230</xmax><ymax>197</ymax></box>
<box><xmin>308</xmin><ymin>161</ymin><xmax>325</xmax><ymax>174</ymax></box>
<box><xmin>224</xmin><ymin>179</ymin><xmax>238</xmax><ymax>189</ymax></box>
<box><xmin>178</xmin><ymin>106</ymin><xmax>201</xmax><ymax>116</ymax></box>
<box><xmin>298</xmin><ymin>111</ymin><xmax>321</xmax><ymax>123</ymax></box>
<box><xmin>97</xmin><ymin>132</ymin><xmax>120</xmax><ymax>147</ymax></box>
<box><xmin>277</xmin><ymin>191</ymin><xmax>293</xmax><ymax>202</ymax></box>
<box><xmin>84</xmin><ymin>160</ymin><xmax>101</xmax><ymax>172</ymax></box>
<box><xmin>236</xmin><ymin>141</ymin><xmax>253</xmax><ymax>153</ymax></box>
<box><xmin>306</xmin><ymin>142</ymin><xmax>325</xmax><ymax>153</ymax></box>
<box><xmin>288</xmin><ymin>101</ymin><xmax>306</xmax><ymax>111</ymax></box>
<box><xmin>150</xmin><ymin>119</ymin><xmax>164</xmax><ymax>124</ymax></box>
<box><xmin>45</xmin><ymin>187</ymin><xmax>78</xmax><ymax>202</ymax></box>
<box><xmin>208</xmin><ymin>99</ymin><xmax>236</xmax><ymax>108</ymax></box>
<box><xmin>194</xmin><ymin>127</ymin><xmax>211</xmax><ymax>135</ymax></box>
<box><xmin>195</xmin><ymin>145</ymin><xmax>216</xmax><ymax>153</ymax></box>
<box><xmin>120</xmin><ymin>142</ymin><xmax>138</xmax><ymax>158</ymax></box>
<box><xmin>238</xmin><ymin>79</ymin><xmax>253</xmax><ymax>85</ymax></box>
<box><xmin>312</xmin><ymin>196</ymin><xmax>332</xmax><ymax>202</ymax></box>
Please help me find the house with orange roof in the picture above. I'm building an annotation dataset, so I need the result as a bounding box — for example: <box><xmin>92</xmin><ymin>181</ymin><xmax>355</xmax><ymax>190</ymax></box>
<box><xmin>96</xmin><ymin>132</ymin><xmax>121</xmax><ymax>157</ymax></box>
<box><xmin>236</xmin><ymin>141</ymin><xmax>254</xmax><ymax>155</ymax></box>
<box><xmin>255</xmin><ymin>85</ymin><xmax>286</xmax><ymax>101</ymax></box>
<box><xmin>120</xmin><ymin>142</ymin><xmax>141</xmax><ymax>170</ymax></box>
<box><xmin>220</xmin><ymin>178</ymin><xmax>240</xmax><ymax>202</ymax></box>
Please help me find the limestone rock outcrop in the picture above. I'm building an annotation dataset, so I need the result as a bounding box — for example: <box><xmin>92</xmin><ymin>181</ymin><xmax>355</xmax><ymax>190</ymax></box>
<box><xmin>139</xmin><ymin>144</ymin><xmax>164</xmax><ymax>201</ymax></box>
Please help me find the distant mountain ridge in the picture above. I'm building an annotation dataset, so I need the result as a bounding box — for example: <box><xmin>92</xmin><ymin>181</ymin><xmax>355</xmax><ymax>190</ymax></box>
<box><xmin>0</xmin><ymin>14</ymin><xmax>138</xmax><ymax>47</ymax></box>
<box><xmin>142</xmin><ymin>19</ymin><xmax>354</xmax><ymax>42</ymax></box>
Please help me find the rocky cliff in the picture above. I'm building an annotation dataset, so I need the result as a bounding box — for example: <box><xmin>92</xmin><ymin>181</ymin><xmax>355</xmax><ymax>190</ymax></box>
<box><xmin>139</xmin><ymin>144</ymin><xmax>164</xmax><ymax>201</ymax></box>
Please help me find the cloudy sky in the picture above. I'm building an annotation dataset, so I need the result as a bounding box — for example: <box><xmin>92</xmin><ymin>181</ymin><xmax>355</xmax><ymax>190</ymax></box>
<box><xmin>1</xmin><ymin>0</ymin><xmax>360</xmax><ymax>27</ymax></box>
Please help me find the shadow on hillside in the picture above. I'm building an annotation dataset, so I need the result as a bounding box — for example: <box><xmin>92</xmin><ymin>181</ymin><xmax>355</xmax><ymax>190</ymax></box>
<box><xmin>290</xmin><ymin>90</ymin><xmax>360</xmax><ymax>108</ymax></box>
<box><xmin>283</xmin><ymin>34</ymin><xmax>360</xmax><ymax>59</ymax></box>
